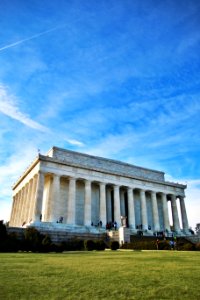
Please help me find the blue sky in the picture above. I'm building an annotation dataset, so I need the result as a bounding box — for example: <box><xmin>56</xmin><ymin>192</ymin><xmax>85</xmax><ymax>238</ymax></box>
<box><xmin>0</xmin><ymin>0</ymin><xmax>199</xmax><ymax>229</ymax></box>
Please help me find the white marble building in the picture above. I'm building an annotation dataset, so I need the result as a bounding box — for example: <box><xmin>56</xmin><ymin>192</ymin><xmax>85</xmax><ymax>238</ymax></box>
<box><xmin>9</xmin><ymin>146</ymin><xmax>190</xmax><ymax>236</ymax></box>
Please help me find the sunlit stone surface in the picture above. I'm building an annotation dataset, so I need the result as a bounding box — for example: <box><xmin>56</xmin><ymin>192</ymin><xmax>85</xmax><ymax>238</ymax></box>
<box><xmin>9</xmin><ymin>146</ymin><xmax>190</xmax><ymax>236</ymax></box>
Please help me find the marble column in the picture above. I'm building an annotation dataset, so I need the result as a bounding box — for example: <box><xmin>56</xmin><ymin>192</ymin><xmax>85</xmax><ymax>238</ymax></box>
<box><xmin>179</xmin><ymin>196</ymin><xmax>189</xmax><ymax>232</ymax></box>
<box><xmin>84</xmin><ymin>180</ymin><xmax>92</xmax><ymax>226</ymax></box>
<box><xmin>49</xmin><ymin>174</ymin><xmax>60</xmax><ymax>222</ymax></box>
<box><xmin>21</xmin><ymin>184</ymin><xmax>29</xmax><ymax>225</ymax></box>
<box><xmin>114</xmin><ymin>185</ymin><xmax>121</xmax><ymax>226</ymax></box>
<box><xmin>26</xmin><ymin>180</ymin><xmax>33</xmax><ymax>223</ymax></box>
<box><xmin>32</xmin><ymin>172</ymin><xmax>45</xmax><ymax>222</ymax></box>
<box><xmin>140</xmin><ymin>189</ymin><xmax>148</xmax><ymax>230</ymax></box>
<box><xmin>161</xmin><ymin>193</ymin><xmax>170</xmax><ymax>231</ymax></box>
<box><xmin>99</xmin><ymin>182</ymin><xmax>107</xmax><ymax>227</ymax></box>
<box><xmin>67</xmin><ymin>177</ymin><xmax>76</xmax><ymax>225</ymax></box>
<box><xmin>14</xmin><ymin>194</ymin><xmax>20</xmax><ymax>226</ymax></box>
<box><xmin>171</xmin><ymin>194</ymin><xmax>181</xmax><ymax>232</ymax></box>
<box><xmin>151</xmin><ymin>191</ymin><xmax>160</xmax><ymax>231</ymax></box>
<box><xmin>18</xmin><ymin>188</ymin><xmax>25</xmax><ymax>226</ymax></box>
<box><xmin>28</xmin><ymin>176</ymin><xmax>37</xmax><ymax>223</ymax></box>
<box><xmin>22</xmin><ymin>183</ymin><xmax>29</xmax><ymax>224</ymax></box>
<box><xmin>128</xmin><ymin>187</ymin><xmax>136</xmax><ymax>229</ymax></box>
<box><xmin>41</xmin><ymin>176</ymin><xmax>51</xmax><ymax>222</ymax></box>
<box><xmin>10</xmin><ymin>196</ymin><xmax>16</xmax><ymax>226</ymax></box>
<box><xmin>15</xmin><ymin>194</ymin><xmax>21</xmax><ymax>226</ymax></box>
<box><xmin>10</xmin><ymin>196</ymin><xmax>14</xmax><ymax>226</ymax></box>
<box><xmin>15</xmin><ymin>191</ymin><xmax>22</xmax><ymax>226</ymax></box>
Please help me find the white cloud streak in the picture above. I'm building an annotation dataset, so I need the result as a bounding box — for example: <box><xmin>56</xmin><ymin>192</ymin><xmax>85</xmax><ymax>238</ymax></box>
<box><xmin>65</xmin><ymin>139</ymin><xmax>84</xmax><ymax>147</ymax></box>
<box><xmin>0</xmin><ymin>24</ymin><xmax>67</xmax><ymax>52</ymax></box>
<box><xmin>0</xmin><ymin>85</ymin><xmax>49</xmax><ymax>132</ymax></box>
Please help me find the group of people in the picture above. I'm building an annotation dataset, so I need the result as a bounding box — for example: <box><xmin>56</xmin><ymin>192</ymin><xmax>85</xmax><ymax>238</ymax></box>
<box><xmin>106</xmin><ymin>221</ymin><xmax>118</xmax><ymax>230</ymax></box>
<box><xmin>91</xmin><ymin>220</ymin><xmax>103</xmax><ymax>227</ymax></box>
<box><xmin>153</xmin><ymin>231</ymin><xmax>166</xmax><ymax>238</ymax></box>
<box><xmin>90</xmin><ymin>221</ymin><xmax>118</xmax><ymax>230</ymax></box>
<box><xmin>156</xmin><ymin>235</ymin><xmax>177</xmax><ymax>250</ymax></box>
<box><xmin>57</xmin><ymin>216</ymin><xmax>63</xmax><ymax>223</ymax></box>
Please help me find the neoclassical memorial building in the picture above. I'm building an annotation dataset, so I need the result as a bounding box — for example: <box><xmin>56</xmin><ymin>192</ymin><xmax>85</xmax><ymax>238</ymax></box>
<box><xmin>9</xmin><ymin>146</ymin><xmax>190</xmax><ymax>238</ymax></box>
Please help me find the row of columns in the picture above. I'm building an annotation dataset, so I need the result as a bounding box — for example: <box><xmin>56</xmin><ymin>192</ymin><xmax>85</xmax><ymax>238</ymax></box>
<box><xmin>10</xmin><ymin>172</ymin><xmax>189</xmax><ymax>233</ymax></box>
<box><xmin>10</xmin><ymin>174</ymin><xmax>39</xmax><ymax>227</ymax></box>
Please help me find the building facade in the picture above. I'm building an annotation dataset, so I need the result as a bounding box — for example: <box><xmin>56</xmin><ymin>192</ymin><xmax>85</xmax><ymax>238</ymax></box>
<box><xmin>9</xmin><ymin>147</ymin><xmax>190</xmax><ymax>235</ymax></box>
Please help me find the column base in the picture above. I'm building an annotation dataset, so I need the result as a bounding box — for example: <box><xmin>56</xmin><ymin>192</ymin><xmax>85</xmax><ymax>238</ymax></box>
<box><xmin>129</xmin><ymin>227</ymin><xmax>137</xmax><ymax>234</ymax></box>
<box><xmin>182</xmin><ymin>229</ymin><xmax>192</xmax><ymax>235</ymax></box>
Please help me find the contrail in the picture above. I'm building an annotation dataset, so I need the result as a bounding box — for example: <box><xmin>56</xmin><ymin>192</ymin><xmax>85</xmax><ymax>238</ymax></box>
<box><xmin>0</xmin><ymin>24</ymin><xmax>66</xmax><ymax>52</ymax></box>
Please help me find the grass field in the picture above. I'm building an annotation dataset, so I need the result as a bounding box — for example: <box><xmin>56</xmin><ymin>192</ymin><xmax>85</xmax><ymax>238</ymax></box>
<box><xmin>0</xmin><ymin>250</ymin><xmax>200</xmax><ymax>300</ymax></box>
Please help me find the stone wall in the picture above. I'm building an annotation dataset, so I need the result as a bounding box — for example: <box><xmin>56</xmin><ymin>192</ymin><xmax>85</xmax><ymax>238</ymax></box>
<box><xmin>7</xmin><ymin>226</ymin><xmax>105</xmax><ymax>244</ymax></box>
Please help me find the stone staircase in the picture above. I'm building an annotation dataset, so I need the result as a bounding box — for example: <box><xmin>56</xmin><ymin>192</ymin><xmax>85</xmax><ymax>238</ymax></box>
<box><xmin>8</xmin><ymin>224</ymin><xmax>198</xmax><ymax>246</ymax></box>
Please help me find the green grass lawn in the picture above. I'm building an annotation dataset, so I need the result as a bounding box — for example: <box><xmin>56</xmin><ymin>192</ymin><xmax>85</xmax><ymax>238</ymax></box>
<box><xmin>0</xmin><ymin>250</ymin><xmax>199</xmax><ymax>300</ymax></box>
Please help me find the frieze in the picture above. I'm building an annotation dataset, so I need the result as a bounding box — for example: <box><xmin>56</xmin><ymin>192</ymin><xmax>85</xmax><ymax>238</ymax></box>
<box><xmin>50</xmin><ymin>147</ymin><xmax>165</xmax><ymax>182</ymax></box>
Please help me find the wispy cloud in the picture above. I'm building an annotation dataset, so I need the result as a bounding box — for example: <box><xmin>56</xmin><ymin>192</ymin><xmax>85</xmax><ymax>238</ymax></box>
<box><xmin>0</xmin><ymin>24</ymin><xmax>67</xmax><ymax>52</ymax></box>
<box><xmin>0</xmin><ymin>85</ymin><xmax>49</xmax><ymax>132</ymax></box>
<box><xmin>65</xmin><ymin>138</ymin><xmax>84</xmax><ymax>147</ymax></box>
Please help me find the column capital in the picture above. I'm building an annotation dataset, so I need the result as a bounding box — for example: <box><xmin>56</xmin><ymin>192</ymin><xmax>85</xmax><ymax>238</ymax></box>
<box><xmin>68</xmin><ymin>176</ymin><xmax>76</xmax><ymax>182</ymax></box>
<box><xmin>150</xmin><ymin>190</ymin><xmax>157</xmax><ymax>195</ymax></box>
<box><xmin>139</xmin><ymin>188</ymin><xmax>145</xmax><ymax>193</ymax></box>
<box><xmin>38</xmin><ymin>170</ymin><xmax>45</xmax><ymax>176</ymax></box>
<box><xmin>113</xmin><ymin>185</ymin><xmax>120</xmax><ymax>194</ymax></box>
<box><xmin>53</xmin><ymin>173</ymin><xmax>61</xmax><ymax>178</ymax></box>
<box><xmin>161</xmin><ymin>192</ymin><xmax>167</xmax><ymax>198</ymax></box>
<box><xmin>85</xmin><ymin>179</ymin><xmax>92</xmax><ymax>184</ymax></box>
<box><xmin>170</xmin><ymin>194</ymin><xmax>177</xmax><ymax>200</ymax></box>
